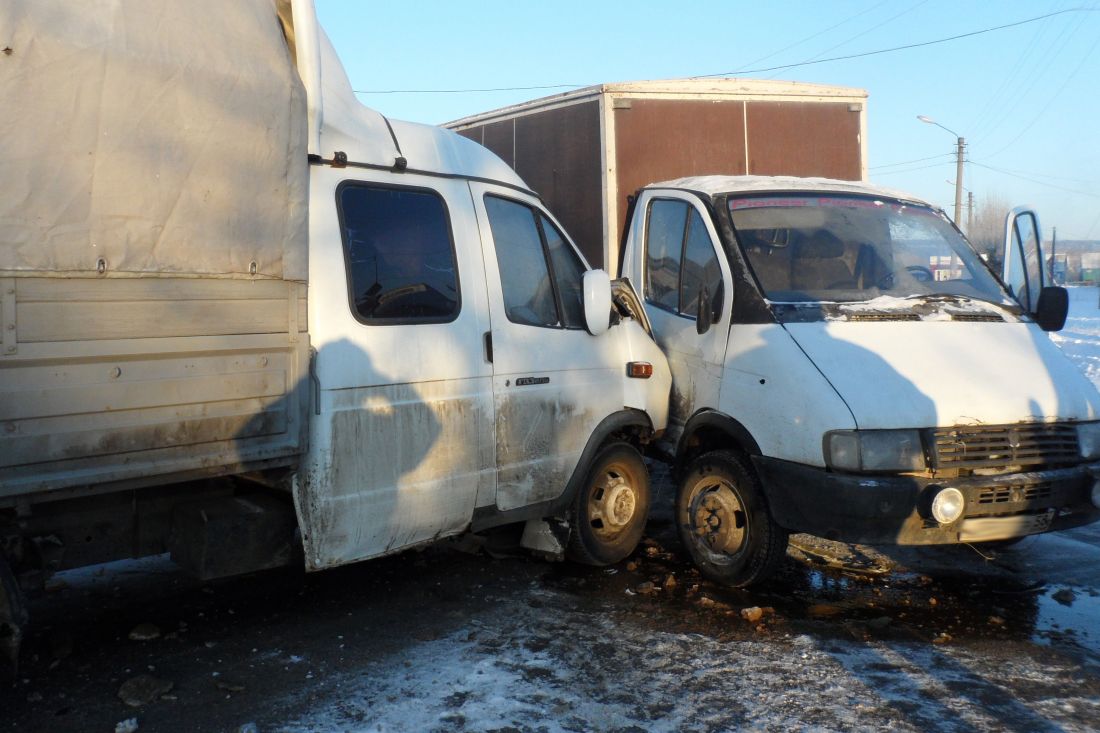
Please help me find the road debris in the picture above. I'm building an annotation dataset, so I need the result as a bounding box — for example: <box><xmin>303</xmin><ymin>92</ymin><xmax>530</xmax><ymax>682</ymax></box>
<box><xmin>117</xmin><ymin>675</ymin><xmax>173</xmax><ymax>707</ymax></box>
<box><xmin>128</xmin><ymin>624</ymin><xmax>161</xmax><ymax>642</ymax></box>
<box><xmin>1052</xmin><ymin>589</ymin><xmax>1076</xmax><ymax>606</ymax></box>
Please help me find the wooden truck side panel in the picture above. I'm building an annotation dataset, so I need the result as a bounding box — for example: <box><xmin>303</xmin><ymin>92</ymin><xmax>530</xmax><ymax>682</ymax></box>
<box><xmin>0</xmin><ymin>277</ymin><xmax>310</xmax><ymax>503</ymax></box>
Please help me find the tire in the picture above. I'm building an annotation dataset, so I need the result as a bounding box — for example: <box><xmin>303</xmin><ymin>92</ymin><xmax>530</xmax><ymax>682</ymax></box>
<box><xmin>676</xmin><ymin>450</ymin><xmax>788</xmax><ymax>587</ymax></box>
<box><xmin>567</xmin><ymin>442</ymin><xmax>651</xmax><ymax>566</ymax></box>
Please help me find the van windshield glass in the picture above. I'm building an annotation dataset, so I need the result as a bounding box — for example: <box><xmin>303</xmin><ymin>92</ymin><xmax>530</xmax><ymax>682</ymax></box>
<box><xmin>728</xmin><ymin>194</ymin><xmax>1013</xmax><ymax>306</ymax></box>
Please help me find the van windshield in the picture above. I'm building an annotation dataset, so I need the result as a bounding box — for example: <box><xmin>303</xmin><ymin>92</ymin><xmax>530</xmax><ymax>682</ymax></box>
<box><xmin>728</xmin><ymin>194</ymin><xmax>1014</xmax><ymax>307</ymax></box>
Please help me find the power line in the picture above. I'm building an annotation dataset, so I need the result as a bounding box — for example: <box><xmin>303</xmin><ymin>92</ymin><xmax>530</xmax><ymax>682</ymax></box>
<box><xmin>982</xmin><ymin>25</ymin><xmax>1100</xmax><ymax>158</ymax></box>
<box><xmin>793</xmin><ymin>1</ymin><xmax>929</xmax><ymax>67</ymax></box>
<box><xmin>967</xmin><ymin>160</ymin><xmax>1099</xmax><ymax>186</ymax></box>
<box><xmin>873</xmin><ymin>161</ymin><xmax>956</xmax><ymax>176</ymax></box>
<box><xmin>350</xmin><ymin>8</ymin><xmax>1096</xmax><ymax>95</ymax></box>
<box><xmin>733</xmin><ymin>0</ymin><xmax>891</xmax><ymax>70</ymax></box>
<box><xmin>970</xmin><ymin>161</ymin><xmax>1100</xmax><ymax>199</ymax></box>
<box><xmin>869</xmin><ymin>153</ymin><xmax>955</xmax><ymax>170</ymax></box>
<box><xmin>354</xmin><ymin>83</ymin><xmax>587</xmax><ymax>95</ymax></box>
<box><xmin>974</xmin><ymin>2</ymin><xmax>1092</xmax><ymax>144</ymax></box>
<box><xmin>695</xmin><ymin>8</ymin><xmax>1096</xmax><ymax>78</ymax></box>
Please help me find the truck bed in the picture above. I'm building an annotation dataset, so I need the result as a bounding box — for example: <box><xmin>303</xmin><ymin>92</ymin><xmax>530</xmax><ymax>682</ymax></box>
<box><xmin>0</xmin><ymin>276</ymin><xmax>309</xmax><ymax>503</ymax></box>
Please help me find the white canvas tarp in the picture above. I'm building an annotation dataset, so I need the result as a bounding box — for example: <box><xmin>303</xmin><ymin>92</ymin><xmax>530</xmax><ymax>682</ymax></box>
<box><xmin>0</xmin><ymin>0</ymin><xmax>307</xmax><ymax>280</ymax></box>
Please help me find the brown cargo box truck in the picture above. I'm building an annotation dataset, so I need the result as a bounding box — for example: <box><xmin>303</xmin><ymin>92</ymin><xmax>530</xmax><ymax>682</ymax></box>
<box><xmin>446</xmin><ymin>79</ymin><xmax>868</xmax><ymax>271</ymax></box>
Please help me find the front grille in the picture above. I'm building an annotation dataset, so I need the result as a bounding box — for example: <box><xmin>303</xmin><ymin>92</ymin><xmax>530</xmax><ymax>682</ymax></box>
<box><xmin>975</xmin><ymin>484</ymin><xmax>1054</xmax><ymax>505</ymax></box>
<box><xmin>847</xmin><ymin>312</ymin><xmax>921</xmax><ymax>322</ymax></box>
<box><xmin>949</xmin><ymin>313</ymin><xmax>1004</xmax><ymax>322</ymax></box>
<box><xmin>932</xmin><ymin>423</ymin><xmax>1080</xmax><ymax>471</ymax></box>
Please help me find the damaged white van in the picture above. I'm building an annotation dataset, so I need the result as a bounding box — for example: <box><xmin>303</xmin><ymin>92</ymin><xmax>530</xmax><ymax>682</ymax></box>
<box><xmin>0</xmin><ymin>0</ymin><xmax>670</xmax><ymax>670</ymax></box>
<box><xmin>619</xmin><ymin>175</ymin><xmax>1100</xmax><ymax>586</ymax></box>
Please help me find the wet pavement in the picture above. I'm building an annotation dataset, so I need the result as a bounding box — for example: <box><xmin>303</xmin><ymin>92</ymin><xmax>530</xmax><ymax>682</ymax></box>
<box><xmin>3</xmin><ymin>466</ymin><xmax>1100</xmax><ymax>732</ymax></box>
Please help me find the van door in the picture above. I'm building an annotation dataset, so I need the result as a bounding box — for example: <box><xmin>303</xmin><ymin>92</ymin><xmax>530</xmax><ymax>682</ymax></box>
<box><xmin>634</xmin><ymin>191</ymin><xmax>733</xmax><ymax>440</ymax></box>
<box><xmin>469</xmin><ymin>182</ymin><xmax>622</xmax><ymax>512</ymax></box>
<box><xmin>298</xmin><ymin>168</ymin><xmax>496</xmax><ymax>569</ymax></box>
<box><xmin>1001</xmin><ymin>207</ymin><xmax>1046</xmax><ymax>313</ymax></box>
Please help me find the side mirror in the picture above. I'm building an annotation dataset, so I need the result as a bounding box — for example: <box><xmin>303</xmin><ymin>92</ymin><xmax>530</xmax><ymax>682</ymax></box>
<box><xmin>696</xmin><ymin>286</ymin><xmax>712</xmax><ymax>335</ymax></box>
<box><xmin>582</xmin><ymin>269</ymin><xmax>613</xmax><ymax>336</ymax></box>
<box><xmin>695</xmin><ymin>282</ymin><xmax>724</xmax><ymax>336</ymax></box>
<box><xmin>1035</xmin><ymin>286</ymin><xmax>1068</xmax><ymax>332</ymax></box>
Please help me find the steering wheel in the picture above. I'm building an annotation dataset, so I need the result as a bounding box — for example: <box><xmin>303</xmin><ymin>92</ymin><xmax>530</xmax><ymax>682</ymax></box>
<box><xmin>906</xmin><ymin>265</ymin><xmax>935</xmax><ymax>283</ymax></box>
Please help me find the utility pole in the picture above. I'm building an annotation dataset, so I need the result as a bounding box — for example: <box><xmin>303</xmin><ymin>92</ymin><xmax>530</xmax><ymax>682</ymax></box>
<box><xmin>918</xmin><ymin>116</ymin><xmax>966</xmax><ymax>226</ymax></box>
<box><xmin>1051</xmin><ymin>226</ymin><xmax>1057</xmax><ymax>284</ymax></box>
<box><xmin>954</xmin><ymin>137</ymin><xmax>965</xmax><ymax>227</ymax></box>
<box><xmin>967</xmin><ymin>191</ymin><xmax>974</xmax><ymax>235</ymax></box>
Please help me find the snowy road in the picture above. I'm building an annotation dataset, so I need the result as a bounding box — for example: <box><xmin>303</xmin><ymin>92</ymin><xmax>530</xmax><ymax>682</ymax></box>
<box><xmin>5</xmin><ymin>288</ymin><xmax>1100</xmax><ymax>732</ymax></box>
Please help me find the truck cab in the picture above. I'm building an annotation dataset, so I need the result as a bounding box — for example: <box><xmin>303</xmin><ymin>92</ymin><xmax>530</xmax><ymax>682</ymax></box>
<box><xmin>0</xmin><ymin>0</ymin><xmax>670</xmax><ymax>672</ymax></box>
<box><xmin>620</xmin><ymin>175</ymin><xmax>1100</xmax><ymax>586</ymax></box>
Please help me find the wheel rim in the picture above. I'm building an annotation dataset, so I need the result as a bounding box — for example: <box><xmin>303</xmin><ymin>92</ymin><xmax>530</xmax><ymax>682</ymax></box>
<box><xmin>685</xmin><ymin>476</ymin><xmax>747</xmax><ymax>564</ymax></box>
<box><xmin>586</xmin><ymin>462</ymin><xmax>638</xmax><ymax>541</ymax></box>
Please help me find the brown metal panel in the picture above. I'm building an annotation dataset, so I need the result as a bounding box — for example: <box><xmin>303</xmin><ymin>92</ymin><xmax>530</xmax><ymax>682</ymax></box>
<box><xmin>458</xmin><ymin>105</ymin><xmax>603</xmax><ymax>267</ymax></box>
<box><xmin>613</xmin><ymin>99</ymin><xmax>748</xmax><ymax>250</ymax></box>
<box><xmin>512</xmin><ymin>102</ymin><xmax>603</xmax><ymax>266</ymax></box>
<box><xmin>745</xmin><ymin>102</ymin><xmax>861</xmax><ymax>180</ymax></box>
<box><xmin>475</xmin><ymin>120</ymin><xmax>520</xmax><ymax>169</ymax></box>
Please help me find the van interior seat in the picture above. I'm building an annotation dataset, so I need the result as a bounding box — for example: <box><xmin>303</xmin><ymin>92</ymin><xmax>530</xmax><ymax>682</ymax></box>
<box><xmin>742</xmin><ymin>234</ymin><xmax>792</xmax><ymax>295</ymax></box>
<box><xmin>791</xmin><ymin>229</ymin><xmax>854</xmax><ymax>290</ymax></box>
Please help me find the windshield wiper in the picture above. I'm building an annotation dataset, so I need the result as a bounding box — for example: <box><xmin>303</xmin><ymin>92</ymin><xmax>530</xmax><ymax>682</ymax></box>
<box><xmin>904</xmin><ymin>293</ymin><xmax>965</xmax><ymax>303</ymax></box>
<box><xmin>904</xmin><ymin>293</ymin><xmax>1020</xmax><ymax>312</ymax></box>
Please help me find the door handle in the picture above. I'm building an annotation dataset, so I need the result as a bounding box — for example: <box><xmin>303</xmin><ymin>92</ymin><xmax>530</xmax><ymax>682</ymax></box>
<box><xmin>484</xmin><ymin>331</ymin><xmax>493</xmax><ymax>363</ymax></box>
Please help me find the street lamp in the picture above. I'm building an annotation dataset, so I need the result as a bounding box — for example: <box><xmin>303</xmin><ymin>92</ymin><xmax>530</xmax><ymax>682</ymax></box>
<box><xmin>918</xmin><ymin>115</ymin><xmax>966</xmax><ymax>227</ymax></box>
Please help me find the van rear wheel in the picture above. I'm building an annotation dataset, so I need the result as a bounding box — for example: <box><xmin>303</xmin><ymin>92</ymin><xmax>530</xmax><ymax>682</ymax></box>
<box><xmin>676</xmin><ymin>450</ymin><xmax>787</xmax><ymax>587</ymax></box>
<box><xmin>567</xmin><ymin>442</ymin><xmax>650</xmax><ymax>566</ymax></box>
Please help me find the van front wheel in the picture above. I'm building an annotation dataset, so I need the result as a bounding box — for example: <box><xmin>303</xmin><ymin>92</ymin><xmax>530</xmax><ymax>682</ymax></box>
<box><xmin>677</xmin><ymin>450</ymin><xmax>787</xmax><ymax>587</ymax></box>
<box><xmin>567</xmin><ymin>442</ymin><xmax>650</xmax><ymax>566</ymax></box>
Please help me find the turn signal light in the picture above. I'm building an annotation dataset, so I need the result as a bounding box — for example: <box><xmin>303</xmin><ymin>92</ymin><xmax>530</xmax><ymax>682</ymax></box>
<box><xmin>627</xmin><ymin>361</ymin><xmax>653</xmax><ymax>379</ymax></box>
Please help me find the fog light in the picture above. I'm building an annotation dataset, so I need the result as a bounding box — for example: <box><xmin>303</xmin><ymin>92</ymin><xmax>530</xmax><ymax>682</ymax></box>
<box><xmin>1092</xmin><ymin>480</ymin><xmax>1100</xmax><ymax>509</ymax></box>
<box><xmin>931</xmin><ymin>487</ymin><xmax>965</xmax><ymax>524</ymax></box>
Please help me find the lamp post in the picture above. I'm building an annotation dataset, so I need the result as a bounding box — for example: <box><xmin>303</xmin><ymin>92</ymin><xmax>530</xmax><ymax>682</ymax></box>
<box><xmin>945</xmin><ymin>179</ymin><xmax>974</xmax><ymax>235</ymax></box>
<box><xmin>918</xmin><ymin>115</ymin><xmax>965</xmax><ymax>227</ymax></box>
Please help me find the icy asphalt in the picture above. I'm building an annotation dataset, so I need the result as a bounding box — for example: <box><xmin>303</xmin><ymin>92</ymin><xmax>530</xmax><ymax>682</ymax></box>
<box><xmin>4</xmin><ymin>288</ymin><xmax>1100</xmax><ymax>733</ymax></box>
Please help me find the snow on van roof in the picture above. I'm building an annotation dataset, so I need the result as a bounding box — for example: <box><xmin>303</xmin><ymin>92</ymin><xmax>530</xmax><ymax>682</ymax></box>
<box><xmin>646</xmin><ymin>176</ymin><xmax>933</xmax><ymax>207</ymax></box>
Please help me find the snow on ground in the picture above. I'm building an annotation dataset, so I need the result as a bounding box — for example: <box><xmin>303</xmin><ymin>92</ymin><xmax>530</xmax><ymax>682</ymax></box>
<box><xmin>273</xmin><ymin>286</ymin><xmax>1100</xmax><ymax>733</ymax></box>
<box><xmin>1051</xmin><ymin>285</ymin><xmax>1100</xmax><ymax>389</ymax></box>
<box><xmin>277</xmin><ymin>581</ymin><xmax>1100</xmax><ymax>733</ymax></box>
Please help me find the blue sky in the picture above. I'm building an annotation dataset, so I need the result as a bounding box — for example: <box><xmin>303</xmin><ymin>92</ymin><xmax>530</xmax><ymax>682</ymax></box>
<box><xmin>316</xmin><ymin>0</ymin><xmax>1100</xmax><ymax>240</ymax></box>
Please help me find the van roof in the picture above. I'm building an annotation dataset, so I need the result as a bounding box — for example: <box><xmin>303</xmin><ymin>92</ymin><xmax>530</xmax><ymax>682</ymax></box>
<box><xmin>303</xmin><ymin>24</ymin><xmax>528</xmax><ymax>191</ymax></box>
<box><xmin>645</xmin><ymin>175</ymin><xmax>933</xmax><ymax>207</ymax></box>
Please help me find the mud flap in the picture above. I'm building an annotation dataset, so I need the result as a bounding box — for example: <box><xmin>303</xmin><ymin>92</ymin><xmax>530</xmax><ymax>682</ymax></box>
<box><xmin>0</xmin><ymin>554</ymin><xmax>28</xmax><ymax>678</ymax></box>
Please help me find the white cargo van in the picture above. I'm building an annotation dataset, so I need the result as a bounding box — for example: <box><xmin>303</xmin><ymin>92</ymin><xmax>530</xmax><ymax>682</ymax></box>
<box><xmin>0</xmin><ymin>0</ymin><xmax>670</xmax><ymax>669</ymax></box>
<box><xmin>619</xmin><ymin>175</ymin><xmax>1100</xmax><ymax>586</ymax></box>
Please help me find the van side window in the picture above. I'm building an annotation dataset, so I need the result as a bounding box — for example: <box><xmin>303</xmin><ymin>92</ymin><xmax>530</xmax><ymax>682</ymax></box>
<box><xmin>338</xmin><ymin>183</ymin><xmax>459</xmax><ymax>323</ymax></box>
<box><xmin>485</xmin><ymin>196</ymin><xmax>586</xmax><ymax>329</ymax></box>
<box><xmin>681</xmin><ymin>209</ymin><xmax>722</xmax><ymax>318</ymax></box>
<box><xmin>646</xmin><ymin>199</ymin><xmax>686</xmax><ymax>312</ymax></box>
<box><xmin>541</xmin><ymin>214</ymin><xmax>586</xmax><ymax>329</ymax></box>
<box><xmin>646</xmin><ymin>199</ymin><xmax>721</xmax><ymax>320</ymax></box>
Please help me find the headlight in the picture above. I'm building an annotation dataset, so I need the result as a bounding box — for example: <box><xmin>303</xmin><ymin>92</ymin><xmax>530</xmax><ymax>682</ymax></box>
<box><xmin>824</xmin><ymin>430</ymin><xmax>926</xmax><ymax>472</ymax></box>
<box><xmin>931</xmin><ymin>487</ymin><xmax>965</xmax><ymax>524</ymax></box>
<box><xmin>1077</xmin><ymin>422</ymin><xmax>1100</xmax><ymax>460</ymax></box>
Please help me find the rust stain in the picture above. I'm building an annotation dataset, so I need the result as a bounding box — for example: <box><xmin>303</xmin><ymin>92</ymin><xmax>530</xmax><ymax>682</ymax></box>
<box><xmin>2</xmin><ymin>48</ymin><xmax>12</xmax><ymax>56</ymax></box>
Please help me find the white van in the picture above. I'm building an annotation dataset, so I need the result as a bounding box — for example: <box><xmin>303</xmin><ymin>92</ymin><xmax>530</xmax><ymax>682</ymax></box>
<box><xmin>619</xmin><ymin>175</ymin><xmax>1100</xmax><ymax>586</ymax></box>
<box><xmin>0</xmin><ymin>0</ymin><xmax>670</xmax><ymax>669</ymax></box>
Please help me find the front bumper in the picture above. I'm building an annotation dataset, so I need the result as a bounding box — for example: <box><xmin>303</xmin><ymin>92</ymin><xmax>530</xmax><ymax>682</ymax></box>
<box><xmin>752</xmin><ymin>456</ymin><xmax>1100</xmax><ymax>545</ymax></box>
